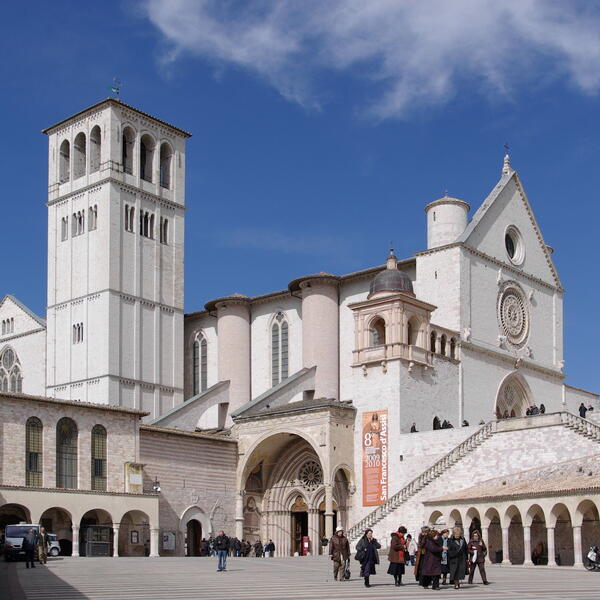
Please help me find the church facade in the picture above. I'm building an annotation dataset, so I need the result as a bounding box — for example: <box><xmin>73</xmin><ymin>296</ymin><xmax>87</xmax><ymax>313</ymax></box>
<box><xmin>0</xmin><ymin>99</ymin><xmax>598</xmax><ymax>563</ymax></box>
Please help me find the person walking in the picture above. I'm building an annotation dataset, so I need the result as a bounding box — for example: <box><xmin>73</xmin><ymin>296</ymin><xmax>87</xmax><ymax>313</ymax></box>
<box><xmin>37</xmin><ymin>527</ymin><xmax>50</xmax><ymax>565</ymax></box>
<box><xmin>421</xmin><ymin>530</ymin><xmax>443</xmax><ymax>589</ymax></box>
<box><xmin>329</xmin><ymin>526</ymin><xmax>350</xmax><ymax>581</ymax></box>
<box><xmin>406</xmin><ymin>534</ymin><xmax>417</xmax><ymax>566</ymax></box>
<box><xmin>579</xmin><ymin>402</ymin><xmax>587</xmax><ymax>418</ymax></box>
<box><xmin>387</xmin><ymin>526</ymin><xmax>407</xmax><ymax>586</ymax></box>
<box><xmin>447</xmin><ymin>526</ymin><xmax>468</xmax><ymax>589</ymax></box>
<box><xmin>214</xmin><ymin>530</ymin><xmax>230</xmax><ymax>572</ymax></box>
<box><xmin>22</xmin><ymin>528</ymin><xmax>37</xmax><ymax>569</ymax></box>
<box><xmin>440</xmin><ymin>529</ymin><xmax>450</xmax><ymax>585</ymax></box>
<box><xmin>413</xmin><ymin>526</ymin><xmax>430</xmax><ymax>583</ymax></box>
<box><xmin>467</xmin><ymin>530</ymin><xmax>489</xmax><ymax>585</ymax></box>
<box><xmin>253</xmin><ymin>539</ymin><xmax>263</xmax><ymax>557</ymax></box>
<box><xmin>355</xmin><ymin>529</ymin><xmax>381</xmax><ymax>588</ymax></box>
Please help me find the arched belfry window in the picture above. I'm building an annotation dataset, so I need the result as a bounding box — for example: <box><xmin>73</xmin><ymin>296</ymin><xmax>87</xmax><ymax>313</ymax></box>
<box><xmin>26</xmin><ymin>417</ymin><xmax>43</xmax><ymax>487</ymax></box>
<box><xmin>122</xmin><ymin>126</ymin><xmax>135</xmax><ymax>174</ymax></box>
<box><xmin>0</xmin><ymin>347</ymin><xmax>22</xmax><ymax>393</ymax></box>
<box><xmin>369</xmin><ymin>317</ymin><xmax>386</xmax><ymax>347</ymax></box>
<box><xmin>91</xmin><ymin>425</ymin><xmax>107</xmax><ymax>491</ymax></box>
<box><xmin>56</xmin><ymin>417</ymin><xmax>78</xmax><ymax>489</ymax></box>
<box><xmin>73</xmin><ymin>132</ymin><xmax>86</xmax><ymax>179</ymax></box>
<box><xmin>192</xmin><ymin>333</ymin><xmax>208</xmax><ymax>395</ymax></box>
<box><xmin>407</xmin><ymin>317</ymin><xmax>420</xmax><ymax>346</ymax></box>
<box><xmin>440</xmin><ymin>334</ymin><xmax>447</xmax><ymax>356</ymax></box>
<box><xmin>160</xmin><ymin>143</ymin><xmax>172</xmax><ymax>189</ymax></box>
<box><xmin>90</xmin><ymin>125</ymin><xmax>101</xmax><ymax>173</ymax></box>
<box><xmin>450</xmin><ymin>337</ymin><xmax>456</xmax><ymax>359</ymax></box>
<box><xmin>430</xmin><ymin>331</ymin><xmax>437</xmax><ymax>353</ymax></box>
<box><xmin>140</xmin><ymin>134</ymin><xmax>155</xmax><ymax>182</ymax></box>
<box><xmin>59</xmin><ymin>139</ymin><xmax>70</xmax><ymax>183</ymax></box>
<box><xmin>271</xmin><ymin>312</ymin><xmax>289</xmax><ymax>386</ymax></box>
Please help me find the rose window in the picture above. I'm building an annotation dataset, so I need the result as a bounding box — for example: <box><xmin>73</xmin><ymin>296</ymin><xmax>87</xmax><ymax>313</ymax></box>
<box><xmin>298</xmin><ymin>460</ymin><xmax>323</xmax><ymax>492</ymax></box>
<box><xmin>497</xmin><ymin>283</ymin><xmax>530</xmax><ymax>347</ymax></box>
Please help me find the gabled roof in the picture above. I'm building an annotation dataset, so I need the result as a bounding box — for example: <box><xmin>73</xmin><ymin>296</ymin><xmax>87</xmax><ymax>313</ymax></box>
<box><xmin>0</xmin><ymin>295</ymin><xmax>46</xmax><ymax>328</ymax></box>
<box><xmin>457</xmin><ymin>169</ymin><xmax>562</xmax><ymax>289</ymax></box>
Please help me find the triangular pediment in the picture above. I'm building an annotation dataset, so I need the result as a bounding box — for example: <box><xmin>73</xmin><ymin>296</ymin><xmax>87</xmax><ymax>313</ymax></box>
<box><xmin>0</xmin><ymin>294</ymin><xmax>46</xmax><ymax>334</ymax></box>
<box><xmin>458</xmin><ymin>171</ymin><xmax>561</xmax><ymax>289</ymax></box>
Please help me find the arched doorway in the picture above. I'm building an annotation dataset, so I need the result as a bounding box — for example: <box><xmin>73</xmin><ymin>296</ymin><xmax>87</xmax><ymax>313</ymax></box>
<box><xmin>495</xmin><ymin>374</ymin><xmax>531</xmax><ymax>418</ymax></box>
<box><xmin>577</xmin><ymin>499</ymin><xmax>599</xmax><ymax>566</ymax></box>
<box><xmin>80</xmin><ymin>509</ymin><xmax>113</xmax><ymax>557</ymax></box>
<box><xmin>484</xmin><ymin>508</ymin><xmax>502</xmax><ymax>563</ymax></box>
<box><xmin>238</xmin><ymin>432</ymin><xmax>326</xmax><ymax>556</ymax></box>
<box><xmin>119</xmin><ymin>510</ymin><xmax>150</xmax><ymax>557</ymax></box>
<box><xmin>39</xmin><ymin>507</ymin><xmax>72</xmax><ymax>556</ymax></box>
<box><xmin>551</xmin><ymin>503</ymin><xmax>574</xmax><ymax>566</ymax></box>
<box><xmin>186</xmin><ymin>520</ymin><xmax>202</xmax><ymax>556</ymax></box>
<box><xmin>466</xmin><ymin>507</ymin><xmax>481</xmax><ymax>539</ymax></box>
<box><xmin>505</xmin><ymin>505</ymin><xmax>524</xmax><ymax>564</ymax></box>
<box><xmin>526</xmin><ymin>504</ymin><xmax>547</xmax><ymax>565</ymax></box>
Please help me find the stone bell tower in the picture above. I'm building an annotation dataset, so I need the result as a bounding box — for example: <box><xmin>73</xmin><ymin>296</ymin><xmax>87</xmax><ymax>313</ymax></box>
<box><xmin>43</xmin><ymin>99</ymin><xmax>191</xmax><ymax>418</ymax></box>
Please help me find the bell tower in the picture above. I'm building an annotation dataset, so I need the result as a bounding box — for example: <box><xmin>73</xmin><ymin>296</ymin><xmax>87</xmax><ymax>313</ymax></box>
<box><xmin>43</xmin><ymin>99</ymin><xmax>191</xmax><ymax>418</ymax></box>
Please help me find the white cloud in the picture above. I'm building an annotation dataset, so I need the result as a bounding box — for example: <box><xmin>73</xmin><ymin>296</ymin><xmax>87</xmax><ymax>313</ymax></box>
<box><xmin>143</xmin><ymin>0</ymin><xmax>600</xmax><ymax>119</ymax></box>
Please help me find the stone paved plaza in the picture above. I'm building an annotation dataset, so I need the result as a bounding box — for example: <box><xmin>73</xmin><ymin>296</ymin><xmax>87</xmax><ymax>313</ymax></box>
<box><xmin>2</xmin><ymin>556</ymin><xmax>599</xmax><ymax>600</ymax></box>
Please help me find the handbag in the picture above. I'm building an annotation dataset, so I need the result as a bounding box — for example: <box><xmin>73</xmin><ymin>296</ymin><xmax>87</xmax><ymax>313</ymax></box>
<box><xmin>344</xmin><ymin>559</ymin><xmax>351</xmax><ymax>579</ymax></box>
<box><xmin>355</xmin><ymin>549</ymin><xmax>365</xmax><ymax>562</ymax></box>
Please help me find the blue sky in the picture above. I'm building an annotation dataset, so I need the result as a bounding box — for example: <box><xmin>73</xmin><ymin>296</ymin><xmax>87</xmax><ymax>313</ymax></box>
<box><xmin>0</xmin><ymin>1</ymin><xmax>598</xmax><ymax>392</ymax></box>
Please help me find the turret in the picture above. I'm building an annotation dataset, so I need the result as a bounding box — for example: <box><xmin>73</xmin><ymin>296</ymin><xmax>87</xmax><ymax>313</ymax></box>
<box><xmin>424</xmin><ymin>194</ymin><xmax>470</xmax><ymax>249</ymax></box>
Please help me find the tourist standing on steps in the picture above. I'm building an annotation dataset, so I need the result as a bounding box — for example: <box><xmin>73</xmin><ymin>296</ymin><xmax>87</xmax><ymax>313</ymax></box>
<box><xmin>214</xmin><ymin>530</ymin><xmax>230</xmax><ymax>572</ymax></box>
<box><xmin>439</xmin><ymin>529</ymin><xmax>450</xmax><ymax>585</ymax></box>
<box><xmin>420</xmin><ymin>530</ymin><xmax>443</xmax><ymax>590</ymax></box>
<box><xmin>387</xmin><ymin>526</ymin><xmax>407</xmax><ymax>586</ymax></box>
<box><xmin>447</xmin><ymin>526</ymin><xmax>468</xmax><ymax>589</ymax></box>
<box><xmin>467</xmin><ymin>530</ymin><xmax>489</xmax><ymax>585</ymax></box>
<box><xmin>355</xmin><ymin>528</ymin><xmax>380</xmax><ymax>588</ymax></box>
<box><xmin>414</xmin><ymin>525</ymin><xmax>430</xmax><ymax>583</ymax></box>
<box><xmin>579</xmin><ymin>402</ymin><xmax>587</xmax><ymax>418</ymax></box>
<box><xmin>329</xmin><ymin>526</ymin><xmax>350</xmax><ymax>581</ymax></box>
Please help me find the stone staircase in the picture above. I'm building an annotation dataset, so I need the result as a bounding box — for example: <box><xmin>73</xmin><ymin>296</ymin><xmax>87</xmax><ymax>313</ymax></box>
<box><xmin>346</xmin><ymin>421</ymin><xmax>495</xmax><ymax>541</ymax></box>
<box><xmin>346</xmin><ymin>412</ymin><xmax>600</xmax><ymax>542</ymax></box>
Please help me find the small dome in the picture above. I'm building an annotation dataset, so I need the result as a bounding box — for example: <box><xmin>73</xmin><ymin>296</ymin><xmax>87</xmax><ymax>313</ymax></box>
<box><xmin>369</xmin><ymin>250</ymin><xmax>414</xmax><ymax>297</ymax></box>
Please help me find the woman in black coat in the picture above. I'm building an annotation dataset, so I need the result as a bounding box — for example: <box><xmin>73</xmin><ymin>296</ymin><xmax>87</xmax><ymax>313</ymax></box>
<box><xmin>447</xmin><ymin>526</ymin><xmax>468</xmax><ymax>589</ymax></box>
<box><xmin>355</xmin><ymin>528</ymin><xmax>381</xmax><ymax>588</ymax></box>
<box><xmin>421</xmin><ymin>531</ymin><xmax>443</xmax><ymax>590</ymax></box>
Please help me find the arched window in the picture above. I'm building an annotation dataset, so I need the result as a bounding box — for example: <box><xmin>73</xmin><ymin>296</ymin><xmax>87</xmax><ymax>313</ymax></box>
<box><xmin>192</xmin><ymin>333</ymin><xmax>208</xmax><ymax>395</ymax></box>
<box><xmin>122</xmin><ymin>126</ymin><xmax>135</xmax><ymax>174</ymax></box>
<box><xmin>0</xmin><ymin>347</ymin><xmax>22</xmax><ymax>393</ymax></box>
<box><xmin>160</xmin><ymin>217</ymin><xmax>169</xmax><ymax>244</ymax></box>
<box><xmin>90</xmin><ymin>125</ymin><xmax>101</xmax><ymax>173</ymax></box>
<box><xmin>369</xmin><ymin>317</ymin><xmax>386</xmax><ymax>347</ymax></box>
<box><xmin>56</xmin><ymin>417</ymin><xmax>78</xmax><ymax>489</ymax></box>
<box><xmin>125</xmin><ymin>204</ymin><xmax>135</xmax><ymax>232</ymax></box>
<box><xmin>88</xmin><ymin>205</ymin><xmax>98</xmax><ymax>231</ymax></box>
<box><xmin>159</xmin><ymin>143</ymin><xmax>172</xmax><ymax>189</ymax></box>
<box><xmin>71</xmin><ymin>213</ymin><xmax>77</xmax><ymax>237</ymax></box>
<box><xmin>59</xmin><ymin>139</ymin><xmax>70</xmax><ymax>183</ymax></box>
<box><xmin>433</xmin><ymin>416</ymin><xmax>441</xmax><ymax>430</ymax></box>
<box><xmin>61</xmin><ymin>216</ymin><xmax>69</xmax><ymax>241</ymax></box>
<box><xmin>149</xmin><ymin>214</ymin><xmax>155</xmax><ymax>239</ymax></box>
<box><xmin>449</xmin><ymin>337</ymin><xmax>456</xmax><ymax>359</ymax></box>
<box><xmin>25</xmin><ymin>417</ymin><xmax>43</xmax><ymax>487</ymax></box>
<box><xmin>91</xmin><ymin>425</ymin><xmax>107</xmax><ymax>491</ymax></box>
<box><xmin>73</xmin><ymin>132</ymin><xmax>86</xmax><ymax>179</ymax></box>
<box><xmin>430</xmin><ymin>331</ymin><xmax>437</xmax><ymax>353</ymax></box>
<box><xmin>271</xmin><ymin>312</ymin><xmax>289</xmax><ymax>386</ymax></box>
<box><xmin>440</xmin><ymin>334</ymin><xmax>447</xmax><ymax>356</ymax></box>
<box><xmin>140</xmin><ymin>134</ymin><xmax>155</xmax><ymax>182</ymax></box>
<box><xmin>408</xmin><ymin>317</ymin><xmax>420</xmax><ymax>346</ymax></box>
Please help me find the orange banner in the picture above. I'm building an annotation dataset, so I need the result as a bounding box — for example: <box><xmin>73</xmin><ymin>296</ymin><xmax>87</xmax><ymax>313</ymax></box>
<box><xmin>362</xmin><ymin>410</ymin><xmax>388</xmax><ymax>506</ymax></box>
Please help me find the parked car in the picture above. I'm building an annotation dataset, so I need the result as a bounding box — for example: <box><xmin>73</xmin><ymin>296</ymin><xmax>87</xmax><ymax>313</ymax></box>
<box><xmin>48</xmin><ymin>533</ymin><xmax>61</xmax><ymax>557</ymax></box>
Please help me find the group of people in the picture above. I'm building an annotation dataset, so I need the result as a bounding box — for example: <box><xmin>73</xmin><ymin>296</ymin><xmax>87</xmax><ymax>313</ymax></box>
<box><xmin>19</xmin><ymin>527</ymin><xmax>52</xmax><ymax>568</ymax></box>
<box><xmin>329</xmin><ymin>525</ymin><xmax>490</xmax><ymax>589</ymax></box>
<box><xmin>201</xmin><ymin>535</ymin><xmax>275</xmax><ymax>558</ymax></box>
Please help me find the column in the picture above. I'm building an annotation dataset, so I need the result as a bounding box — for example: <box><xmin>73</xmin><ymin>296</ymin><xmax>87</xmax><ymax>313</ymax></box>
<box><xmin>481</xmin><ymin>526</ymin><xmax>489</xmax><ymax>561</ymax></box>
<box><xmin>546</xmin><ymin>526</ymin><xmax>556</xmax><ymax>567</ymax></box>
<box><xmin>523</xmin><ymin>525</ymin><xmax>533</xmax><ymax>566</ymax></box>
<box><xmin>324</xmin><ymin>484</ymin><xmax>334</xmax><ymax>540</ymax></box>
<box><xmin>573</xmin><ymin>525</ymin><xmax>583</xmax><ymax>568</ymax></box>
<box><xmin>149</xmin><ymin>528</ymin><xmax>160</xmax><ymax>557</ymax></box>
<box><xmin>71</xmin><ymin>525</ymin><xmax>80</xmax><ymax>557</ymax></box>
<box><xmin>235</xmin><ymin>492</ymin><xmax>244</xmax><ymax>540</ymax></box>
<box><xmin>307</xmin><ymin>509</ymin><xmax>319</xmax><ymax>555</ymax></box>
<box><xmin>112</xmin><ymin>524</ymin><xmax>120</xmax><ymax>557</ymax></box>
<box><xmin>501</xmin><ymin>527</ymin><xmax>510</xmax><ymax>564</ymax></box>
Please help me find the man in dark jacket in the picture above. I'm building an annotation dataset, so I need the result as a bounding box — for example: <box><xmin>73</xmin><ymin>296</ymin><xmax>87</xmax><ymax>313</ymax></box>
<box><xmin>37</xmin><ymin>527</ymin><xmax>50</xmax><ymax>564</ymax></box>
<box><xmin>329</xmin><ymin>526</ymin><xmax>350</xmax><ymax>581</ymax></box>
<box><xmin>579</xmin><ymin>403</ymin><xmax>587</xmax><ymax>418</ymax></box>
<box><xmin>22</xmin><ymin>529</ymin><xmax>38</xmax><ymax>568</ymax></box>
<box><xmin>214</xmin><ymin>531</ymin><xmax>230</xmax><ymax>572</ymax></box>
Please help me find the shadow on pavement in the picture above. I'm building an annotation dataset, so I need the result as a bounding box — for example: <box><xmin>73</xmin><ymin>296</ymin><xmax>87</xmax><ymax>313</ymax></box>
<box><xmin>0</xmin><ymin>559</ymin><xmax>87</xmax><ymax>600</ymax></box>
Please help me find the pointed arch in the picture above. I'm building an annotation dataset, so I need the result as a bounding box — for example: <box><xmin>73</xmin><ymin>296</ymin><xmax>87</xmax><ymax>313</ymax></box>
<box><xmin>192</xmin><ymin>332</ymin><xmax>208</xmax><ymax>395</ymax></box>
<box><xmin>270</xmin><ymin>312</ymin><xmax>289</xmax><ymax>386</ymax></box>
<box><xmin>0</xmin><ymin>346</ymin><xmax>22</xmax><ymax>393</ymax></box>
<box><xmin>495</xmin><ymin>372</ymin><xmax>533</xmax><ymax>418</ymax></box>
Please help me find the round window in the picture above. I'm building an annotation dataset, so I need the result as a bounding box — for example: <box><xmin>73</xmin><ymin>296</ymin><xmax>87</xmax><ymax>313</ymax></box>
<box><xmin>504</xmin><ymin>226</ymin><xmax>524</xmax><ymax>265</ymax></box>
<box><xmin>497</xmin><ymin>281</ymin><xmax>530</xmax><ymax>347</ymax></box>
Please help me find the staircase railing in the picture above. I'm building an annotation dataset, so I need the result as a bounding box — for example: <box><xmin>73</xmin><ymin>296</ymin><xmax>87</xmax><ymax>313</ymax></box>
<box><xmin>346</xmin><ymin>421</ymin><xmax>496</xmax><ymax>541</ymax></box>
<box><xmin>346</xmin><ymin>411</ymin><xmax>600</xmax><ymax>541</ymax></box>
